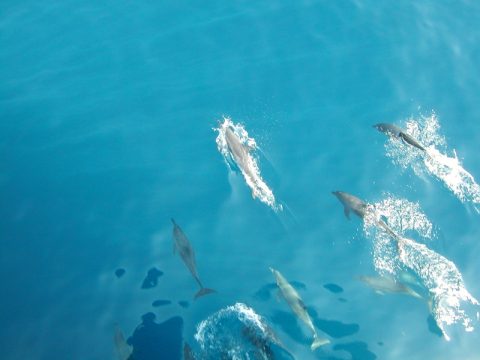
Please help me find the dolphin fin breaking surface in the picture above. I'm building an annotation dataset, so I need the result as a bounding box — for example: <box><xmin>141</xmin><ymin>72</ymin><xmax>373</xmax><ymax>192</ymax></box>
<box><xmin>364</xmin><ymin>196</ymin><xmax>480</xmax><ymax>340</ymax></box>
<box><xmin>215</xmin><ymin>117</ymin><xmax>282</xmax><ymax>211</ymax></box>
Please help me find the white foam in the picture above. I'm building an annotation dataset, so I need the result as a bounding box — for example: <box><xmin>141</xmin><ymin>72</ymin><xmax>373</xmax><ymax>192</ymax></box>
<box><xmin>215</xmin><ymin>117</ymin><xmax>282</xmax><ymax>211</ymax></box>
<box><xmin>194</xmin><ymin>303</ymin><xmax>278</xmax><ymax>359</ymax></box>
<box><xmin>364</xmin><ymin>195</ymin><xmax>479</xmax><ymax>340</ymax></box>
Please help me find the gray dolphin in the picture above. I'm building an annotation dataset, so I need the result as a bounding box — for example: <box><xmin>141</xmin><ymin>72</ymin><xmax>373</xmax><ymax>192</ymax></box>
<box><xmin>270</xmin><ymin>267</ymin><xmax>330</xmax><ymax>351</ymax></box>
<box><xmin>373</xmin><ymin>123</ymin><xmax>426</xmax><ymax>151</ymax></box>
<box><xmin>332</xmin><ymin>191</ymin><xmax>399</xmax><ymax>240</ymax></box>
<box><xmin>224</xmin><ymin>125</ymin><xmax>256</xmax><ymax>179</ymax></box>
<box><xmin>113</xmin><ymin>324</ymin><xmax>133</xmax><ymax>360</ymax></box>
<box><xmin>171</xmin><ymin>219</ymin><xmax>215</xmax><ymax>300</ymax></box>
<box><xmin>357</xmin><ymin>275</ymin><xmax>423</xmax><ymax>299</ymax></box>
<box><xmin>242</xmin><ymin>321</ymin><xmax>296</xmax><ymax>360</ymax></box>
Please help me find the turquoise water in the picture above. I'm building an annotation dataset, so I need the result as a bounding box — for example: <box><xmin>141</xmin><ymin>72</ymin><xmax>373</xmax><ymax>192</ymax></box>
<box><xmin>1</xmin><ymin>1</ymin><xmax>480</xmax><ymax>359</ymax></box>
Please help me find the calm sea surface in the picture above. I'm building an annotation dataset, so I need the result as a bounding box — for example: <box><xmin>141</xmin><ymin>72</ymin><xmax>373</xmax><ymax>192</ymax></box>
<box><xmin>1</xmin><ymin>1</ymin><xmax>480</xmax><ymax>359</ymax></box>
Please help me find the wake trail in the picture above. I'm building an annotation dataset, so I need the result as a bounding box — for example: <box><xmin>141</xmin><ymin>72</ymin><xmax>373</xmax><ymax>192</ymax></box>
<box><xmin>363</xmin><ymin>196</ymin><xmax>479</xmax><ymax>340</ymax></box>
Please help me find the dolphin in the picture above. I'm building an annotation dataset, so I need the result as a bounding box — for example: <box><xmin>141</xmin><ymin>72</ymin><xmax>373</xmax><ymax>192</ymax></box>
<box><xmin>270</xmin><ymin>267</ymin><xmax>330</xmax><ymax>351</ymax></box>
<box><xmin>224</xmin><ymin>125</ymin><xmax>256</xmax><ymax>180</ymax></box>
<box><xmin>357</xmin><ymin>275</ymin><xmax>423</xmax><ymax>299</ymax></box>
<box><xmin>241</xmin><ymin>322</ymin><xmax>296</xmax><ymax>360</ymax></box>
<box><xmin>332</xmin><ymin>191</ymin><xmax>400</xmax><ymax>240</ymax></box>
<box><xmin>373</xmin><ymin>123</ymin><xmax>426</xmax><ymax>151</ymax></box>
<box><xmin>171</xmin><ymin>219</ymin><xmax>215</xmax><ymax>299</ymax></box>
<box><xmin>113</xmin><ymin>324</ymin><xmax>133</xmax><ymax>360</ymax></box>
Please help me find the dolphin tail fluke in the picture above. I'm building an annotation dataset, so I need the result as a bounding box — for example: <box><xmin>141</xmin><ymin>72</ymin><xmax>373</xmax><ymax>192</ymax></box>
<box><xmin>311</xmin><ymin>334</ymin><xmax>330</xmax><ymax>351</ymax></box>
<box><xmin>194</xmin><ymin>287</ymin><xmax>216</xmax><ymax>300</ymax></box>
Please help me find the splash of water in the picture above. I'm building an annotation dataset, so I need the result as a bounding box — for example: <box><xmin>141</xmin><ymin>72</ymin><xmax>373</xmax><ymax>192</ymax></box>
<box><xmin>384</xmin><ymin>113</ymin><xmax>480</xmax><ymax>209</ymax></box>
<box><xmin>194</xmin><ymin>303</ymin><xmax>292</xmax><ymax>360</ymax></box>
<box><xmin>215</xmin><ymin>117</ymin><xmax>282</xmax><ymax>211</ymax></box>
<box><xmin>364</xmin><ymin>196</ymin><xmax>479</xmax><ymax>340</ymax></box>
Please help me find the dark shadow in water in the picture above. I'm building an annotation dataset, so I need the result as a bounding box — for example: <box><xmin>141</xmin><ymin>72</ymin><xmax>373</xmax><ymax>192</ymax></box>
<box><xmin>338</xmin><ymin>298</ymin><xmax>347</xmax><ymax>303</ymax></box>
<box><xmin>254</xmin><ymin>281</ymin><xmax>306</xmax><ymax>301</ymax></box>
<box><xmin>115</xmin><ymin>268</ymin><xmax>126</xmax><ymax>278</ymax></box>
<box><xmin>152</xmin><ymin>299</ymin><xmax>171</xmax><ymax>307</ymax></box>
<box><xmin>178</xmin><ymin>301</ymin><xmax>190</xmax><ymax>309</ymax></box>
<box><xmin>309</xmin><ymin>308</ymin><xmax>359</xmax><ymax>338</ymax></box>
<box><xmin>128</xmin><ymin>312</ymin><xmax>183</xmax><ymax>360</ymax></box>
<box><xmin>333</xmin><ymin>342</ymin><xmax>377</xmax><ymax>360</ymax></box>
<box><xmin>323</xmin><ymin>283</ymin><xmax>343</xmax><ymax>294</ymax></box>
<box><xmin>141</xmin><ymin>267</ymin><xmax>164</xmax><ymax>289</ymax></box>
<box><xmin>427</xmin><ymin>315</ymin><xmax>443</xmax><ymax>337</ymax></box>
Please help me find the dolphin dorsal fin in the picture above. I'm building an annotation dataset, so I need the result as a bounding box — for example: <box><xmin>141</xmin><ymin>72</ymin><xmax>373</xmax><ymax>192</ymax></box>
<box><xmin>344</xmin><ymin>207</ymin><xmax>351</xmax><ymax>220</ymax></box>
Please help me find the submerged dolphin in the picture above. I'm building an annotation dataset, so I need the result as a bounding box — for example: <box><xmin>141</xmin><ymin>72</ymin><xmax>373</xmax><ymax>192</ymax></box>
<box><xmin>242</xmin><ymin>321</ymin><xmax>296</xmax><ymax>360</ymax></box>
<box><xmin>113</xmin><ymin>324</ymin><xmax>133</xmax><ymax>360</ymax></box>
<box><xmin>357</xmin><ymin>275</ymin><xmax>423</xmax><ymax>299</ymax></box>
<box><xmin>270</xmin><ymin>267</ymin><xmax>330</xmax><ymax>351</ymax></box>
<box><xmin>373</xmin><ymin>123</ymin><xmax>426</xmax><ymax>151</ymax></box>
<box><xmin>171</xmin><ymin>219</ymin><xmax>215</xmax><ymax>299</ymax></box>
<box><xmin>332</xmin><ymin>191</ymin><xmax>399</xmax><ymax>240</ymax></box>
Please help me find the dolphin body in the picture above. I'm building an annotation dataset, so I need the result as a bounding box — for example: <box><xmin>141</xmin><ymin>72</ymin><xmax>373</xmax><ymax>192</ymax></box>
<box><xmin>332</xmin><ymin>191</ymin><xmax>399</xmax><ymax>240</ymax></box>
<box><xmin>242</xmin><ymin>322</ymin><xmax>296</xmax><ymax>360</ymax></box>
<box><xmin>113</xmin><ymin>324</ymin><xmax>133</xmax><ymax>360</ymax></box>
<box><xmin>357</xmin><ymin>275</ymin><xmax>423</xmax><ymax>299</ymax></box>
<box><xmin>224</xmin><ymin>125</ymin><xmax>256</xmax><ymax>180</ymax></box>
<box><xmin>270</xmin><ymin>267</ymin><xmax>330</xmax><ymax>351</ymax></box>
<box><xmin>373</xmin><ymin>123</ymin><xmax>426</xmax><ymax>151</ymax></box>
<box><xmin>171</xmin><ymin>219</ymin><xmax>215</xmax><ymax>300</ymax></box>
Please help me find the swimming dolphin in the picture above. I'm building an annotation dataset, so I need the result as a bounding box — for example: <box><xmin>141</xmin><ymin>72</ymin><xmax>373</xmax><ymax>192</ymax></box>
<box><xmin>270</xmin><ymin>267</ymin><xmax>330</xmax><ymax>351</ymax></box>
<box><xmin>113</xmin><ymin>324</ymin><xmax>133</xmax><ymax>360</ymax></box>
<box><xmin>357</xmin><ymin>275</ymin><xmax>423</xmax><ymax>299</ymax></box>
<box><xmin>373</xmin><ymin>123</ymin><xmax>426</xmax><ymax>151</ymax></box>
<box><xmin>242</xmin><ymin>321</ymin><xmax>296</xmax><ymax>360</ymax></box>
<box><xmin>171</xmin><ymin>219</ymin><xmax>215</xmax><ymax>299</ymax></box>
<box><xmin>224</xmin><ymin>125</ymin><xmax>256</xmax><ymax>180</ymax></box>
<box><xmin>332</xmin><ymin>191</ymin><xmax>399</xmax><ymax>240</ymax></box>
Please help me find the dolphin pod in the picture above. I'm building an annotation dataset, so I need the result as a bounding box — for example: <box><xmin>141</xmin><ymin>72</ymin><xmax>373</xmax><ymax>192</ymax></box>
<box><xmin>171</xmin><ymin>219</ymin><xmax>216</xmax><ymax>300</ymax></box>
<box><xmin>373</xmin><ymin>123</ymin><xmax>426</xmax><ymax>151</ymax></box>
<box><xmin>270</xmin><ymin>267</ymin><xmax>330</xmax><ymax>351</ymax></box>
<box><xmin>128</xmin><ymin>119</ymin><xmax>477</xmax><ymax>357</ymax></box>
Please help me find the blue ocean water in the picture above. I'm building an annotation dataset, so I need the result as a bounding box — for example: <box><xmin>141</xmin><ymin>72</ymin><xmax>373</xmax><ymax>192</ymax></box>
<box><xmin>1</xmin><ymin>1</ymin><xmax>480</xmax><ymax>359</ymax></box>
